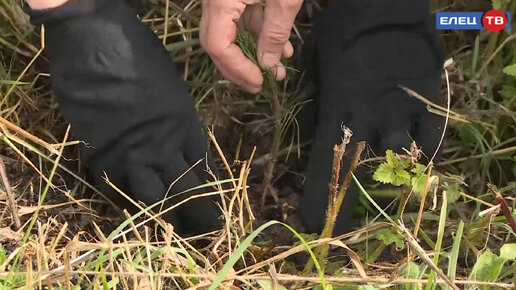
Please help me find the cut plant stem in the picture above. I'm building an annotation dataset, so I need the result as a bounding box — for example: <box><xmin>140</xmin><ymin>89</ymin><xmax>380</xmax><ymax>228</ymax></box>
<box><xmin>304</xmin><ymin>128</ymin><xmax>365</xmax><ymax>272</ymax></box>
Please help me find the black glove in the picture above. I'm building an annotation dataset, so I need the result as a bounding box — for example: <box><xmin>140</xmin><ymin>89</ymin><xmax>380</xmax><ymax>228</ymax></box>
<box><xmin>26</xmin><ymin>0</ymin><xmax>220</xmax><ymax>235</ymax></box>
<box><xmin>300</xmin><ymin>0</ymin><xmax>444</xmax><ymax>234</ymax></box>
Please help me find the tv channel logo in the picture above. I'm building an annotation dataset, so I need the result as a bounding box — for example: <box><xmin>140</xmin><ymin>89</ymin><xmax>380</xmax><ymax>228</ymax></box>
<box><xmin>436</xmin><ymin>10</ymin><xmax>511</xmax><ymax>31</ymax></box>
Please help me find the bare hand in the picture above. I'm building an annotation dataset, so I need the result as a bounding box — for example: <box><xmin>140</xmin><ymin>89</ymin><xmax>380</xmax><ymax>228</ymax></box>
<box><xmin>26</xmin><ymin>0</ymin><xmax>69</xmax><ymax>10</ymax></box>
<box><xmin>200</xmin><ymin>0</ymin><xmax>302</xmax><ymax>93</ymax></box>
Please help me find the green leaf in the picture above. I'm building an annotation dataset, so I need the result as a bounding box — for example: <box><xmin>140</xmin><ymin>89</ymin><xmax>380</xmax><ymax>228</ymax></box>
<box><xmin>410</xmin><ymin>164</ymin><xmax>428</xmax><ymax>194</ymax></box>
<box><xmin>325</xmin><ymin>260</ymin><xmax>347</xmax><ymax>274</ymax></box>
<box><xmin>426</xmin><ymin>191</ymin><xmax>449</xmax><ymax>290</ymax></box>
<box><xmin>377</xmin><ymin>228</ymin><xmax>405</xmax><ymax>249</ymax></box>
<box><xmin>411</xmin><ymin>175</ymin><xmax>427</xmax><ymax>194</ymax></box>
<box><xmin>293</xmin><ymin>233</ymin><xmax>318</xmax><ymax>246</ymax></box>
<box><xmin>503</xmin><ymin>63</ymin><xmax>516</xmax><ymax>77</ymax></box>
<box><xmin>373</xmin><ymin>163</ymin><xmax>395</xmax><ymax>184</ymax></box>
<box><xmin>208</xmin><ymin>221</ymin><xmax>326</xmax><ymax>290</ymax></box>
<box><xmin>446</xmin><ymin>184</ymin><xmax>461</xmax><ymax>204</ymax></box>
<box><xmin>469</xmin><ymin>250</ymin><xmax>506</xmax><ymax>285</ymax></box>
<box><xmin>499</xmin><ymin>84</ymin><xmax>516</xmax><ymax>99</ymax></box>
<box><xmin>492</xmin><ymin>0</ymin><xmax>502</xmax><ymax>10</ymax></box>
<box><xmin>0</xmin><ymin>245</ymin><xmax>5</xmax><ymax>265</ymax></box>
<box><xmin>0</xmin><ymin>62</ymin><xmax>5</xmax><ymax>79</ymax></box>
<box><xmin>373</xmin><ymin>150</ymin><xmax>412</xmax><ymax>187</ymax></box>
<box><xmin>401</xmin><ymin>159</ymin><xmax>411</xmax><ymax>169</ymax></box>
<box><xmin>374</xmin><ymin>150</ymin><xmax>413</xmax><ymax>186</ymax></box>
<box><xmin>398</xmin><ymin>261</ymin><xmax>420</xmax><ymax>278</ymax></box>
<box><xmin>398</xmin><ymin>261</ymin><xmax>422</xmax><ymax>290</ymax></box>
<box><xmin>385</xmin><ymin>150</ymin><xmax>399</xmax><ymax>168</ymax></box>
<box><xmin>0</xmin><ymin>80</ymin><xmax>30</xmax><ymax>85</ymax></box>
<box><xmin>257</xmin><ymin>280</ymin><xmax>288</xmax><ymax>290</ymax></box>
<box><xmin>106</xmin><ymin>277</ymin><xmax>119</xmax><ymax>289</ymax></box>
<box><xmin>373</xmin><ymin>166</ymin><xmax>410</xmax><ymax>186</ymax></box>
<box><xmin>411</xmin><ymin>164</ymin><xmax>426</xmax><ymax>176</ymax></box>
<box><xmin>500</xmin><ymin>243</ymin><xmax>516</xmax><ymax>260</ymax></box>
<box><xmin>447</xmin><ymin>221</ymin><xmax>465</xmax><ymax>283</ymax></box>
<box><xmin>392</xmin><ymin>167</ymin><xmax>411</xmax><ymax>186</ymax></box>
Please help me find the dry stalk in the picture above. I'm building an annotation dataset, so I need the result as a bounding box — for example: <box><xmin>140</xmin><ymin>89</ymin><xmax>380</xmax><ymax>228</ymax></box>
<box><xmin>413</xmin><ymin>164</ymin><xmax>433</xmax><ymax>237</ymax></box>
<box><xmin>0</xmin><ymin>117</ymin><xmax>59</xmax><ymax>155</ymax></box>
<box><xmin>0</xmin><ymin>156</ymin><xmax>21</xmax><ymax>229</ymax></box>
<box><xmin>240</xmin><ymin>223</ymin><xmax>390</xmax><ymax>277</ymax></box>
<box><xmin>395</xmin><ymin>186</ymin><xmax>411</xmax><ymax>221</ymax></box>
<box><xmin>304</xmin><ymin>128</ymin><xmax>366</xmax><ymax>272</ymax></box>
<box><xmin>334</xmin><ymin>140</ymin><xmax>365</xmax><ymax>215</ymax></box>
<box><xmin>398</xmin><ymin>221</ymin><xmax>460</xmax><ymax>290</ymax></box>
<box><xmin>17</xmin><ymin>270</ymin><xmax>514</xmax><ymax>289</ymax></box>
<box><xmin>399</xmin><ymin>86</ymin><xmax>465</xmax><ymax>124</ymax></box>
<box><xmin>488</xmin><ymin>184</ymin><xmax>516</xmax><ymax>233</ymax></box>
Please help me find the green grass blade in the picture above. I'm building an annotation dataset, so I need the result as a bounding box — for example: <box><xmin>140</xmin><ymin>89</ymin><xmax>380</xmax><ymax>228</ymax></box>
<box><xmin>353</xmin><ymin>173</ymin><xmax>395</xmax><ymax>224</ymax></box>
<box><xmin>208</xmin><ymin>220</ymin><xmax>326</xmax><ymax>290</ymax></box>
<box><xmin>425</xmin><ymin>191</ymin><xmax>449</xmax><ymax>290</ymax></box>
<box><xmin>447</xmin><ymin>220</ymin><xmax>464</xmax><ymax>287</ymax></box>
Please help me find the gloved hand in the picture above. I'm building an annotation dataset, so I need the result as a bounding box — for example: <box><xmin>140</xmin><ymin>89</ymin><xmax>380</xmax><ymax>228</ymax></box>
<box><xmin>300</xmin><ymin>0</ymin><xmax>444</xmax><ymax>234</ymax></box>
<box><xmin>26</xmin><ymin>0</ymin><xmax>221</xmax><ymax>235</ymax></box>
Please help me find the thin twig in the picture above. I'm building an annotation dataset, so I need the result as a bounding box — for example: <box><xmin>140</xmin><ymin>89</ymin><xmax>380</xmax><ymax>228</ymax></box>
<box><xmin>399</xmin><ymin>221</ymin><xmax>460</xmax><ymax>290</ymax></box>
<box><xmin>0</xmin><ymin>117</ymin><xmax>59</xmax><ymax>156</ymax></box>
<box><xmin>413</xmin><ymin>166</ymin><xmax>434</xmax><ymax>238</ymax></box>
<box><xmin>439</xmin><ymin>145</ymin><xmax>516</xmax><ymax>165</ymax></box>
<box><xmin>488</xmin><ymin>184</ymin><xmax>516</xmax><ymax>233</ymax></box>
<box><xmin>14</xmin><ymin>270</ymin><xmax>514</xmax><ymax>288</ymax></box>
<box><xmin>0</xmin><ymin>157</ymin><xmax>21</xmax><ymax>229</ymax></box>
<box><xmin>476</xmin><ymin>34</ymin><xmax>516</xmax><ymax>78</ymax></box>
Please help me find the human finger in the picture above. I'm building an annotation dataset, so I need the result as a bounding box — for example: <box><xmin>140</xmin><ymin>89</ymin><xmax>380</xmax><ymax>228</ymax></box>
<box><xmin>200</xmin><ymin>0</ymin><xmax>263</xmax><ymax>92</ymax></box>
<box><xmin>257</xmin><ymin>0</ymin><xmax>302</xmax><ymax>80</ymax></box>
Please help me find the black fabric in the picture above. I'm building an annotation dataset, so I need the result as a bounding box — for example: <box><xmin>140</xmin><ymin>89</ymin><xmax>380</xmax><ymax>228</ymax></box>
<box><xmin>26</xmin><ymin>0</ymin><xmax>220</xmax><ymax>235</ymax></box>
<box><xmin>300</xmin><ymin>0</ymin><xmax>444</xmax><ymax>234</ymax></box>
<box><xmin>24</xmin><ymin>0</ymin><xmax>107</xmax><ymax>24</ymax></box>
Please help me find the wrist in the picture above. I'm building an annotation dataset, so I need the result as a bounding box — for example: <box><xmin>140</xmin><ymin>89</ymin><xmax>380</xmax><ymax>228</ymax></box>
<box><xmin>26</xmin><ymin>0</ymin><xmax>69</xmax><ymax>10</ymax></box>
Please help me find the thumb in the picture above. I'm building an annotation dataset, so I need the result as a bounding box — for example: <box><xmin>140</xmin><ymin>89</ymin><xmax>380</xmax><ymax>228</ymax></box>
<box><xmin>257</xmin><ymin>0</ymin><xmax>302</xmax><ymax>81</ymax></box>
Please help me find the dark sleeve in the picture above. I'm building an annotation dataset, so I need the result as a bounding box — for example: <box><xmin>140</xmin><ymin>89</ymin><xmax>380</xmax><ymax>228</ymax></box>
<box><xmin>24</xmin><ymin>0</ymin><xmax>201</xmax><ymax>168</ymax></box>
<box><xmin>25</xmin><ymin>0</ymin><xmax>220</xmax><ymax>234</ymax></box>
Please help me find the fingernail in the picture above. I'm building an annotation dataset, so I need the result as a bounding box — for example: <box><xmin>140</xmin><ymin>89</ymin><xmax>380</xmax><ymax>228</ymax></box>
<box><xmin>248</xmin><ymin>86</ymin><xmax>261</xmax><ymax>94</ymax></box>
<box><xmin>243</xmin><ymin>82</ymin><xmax>261</xmax><ymax>93</ymax></box>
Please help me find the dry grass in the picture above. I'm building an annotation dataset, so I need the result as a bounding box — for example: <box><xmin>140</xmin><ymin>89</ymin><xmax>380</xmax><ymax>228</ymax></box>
<box><xmin>0</xmin><ymin>0</ymin><xmax>515</xmax><ymax>288</ymax></box>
